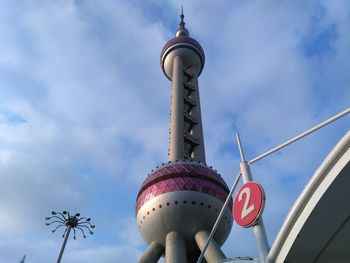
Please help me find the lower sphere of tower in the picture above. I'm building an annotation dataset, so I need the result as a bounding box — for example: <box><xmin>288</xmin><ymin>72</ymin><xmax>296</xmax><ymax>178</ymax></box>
<box><xmin>136</xmin><ymin>161</ymin><xmax>233</xmax><ymax>259</ymax></box>
<box><xmin>137</xmin><ymin>191</ymin><xmax>232</xmax><ymax>249</ymax></box>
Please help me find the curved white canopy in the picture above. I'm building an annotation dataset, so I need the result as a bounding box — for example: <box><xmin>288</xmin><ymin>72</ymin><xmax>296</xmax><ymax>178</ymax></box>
<box><xmin>267</xmin><ymin>131</ymin><xmax>350</xmax><ymax>263</ymax></box>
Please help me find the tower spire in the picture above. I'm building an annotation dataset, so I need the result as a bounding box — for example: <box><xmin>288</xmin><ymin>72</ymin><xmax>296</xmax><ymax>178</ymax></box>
<box><xmin>176</xmin><ymin>6</ymin><xmax>189</xmax><ymax>37</ymax></box>
<box><xmin>179</xmin><ymin>6</ymin><xmax>185</xmax><ymax>28</ymax></box>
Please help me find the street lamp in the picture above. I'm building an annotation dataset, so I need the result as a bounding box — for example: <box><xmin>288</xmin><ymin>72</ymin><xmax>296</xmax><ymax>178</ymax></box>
<box><xmin>45</xmin><ymin>211</ymin><xmax>95</xmax><ymax>263</ymax></box>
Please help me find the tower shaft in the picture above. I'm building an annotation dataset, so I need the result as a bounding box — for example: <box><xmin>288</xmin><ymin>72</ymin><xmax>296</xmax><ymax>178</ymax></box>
<box><xmin>169</xmin><ymin>57</ymin><xmax>206</xmax><ymax>163</ymax></box>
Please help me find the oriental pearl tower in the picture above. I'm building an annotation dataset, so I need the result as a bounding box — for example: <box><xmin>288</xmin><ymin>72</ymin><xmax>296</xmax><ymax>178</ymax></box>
<box><xmin>136</xmin><ymin>11</ymin><xmax>233</xmax><ymax>263</ymax></box>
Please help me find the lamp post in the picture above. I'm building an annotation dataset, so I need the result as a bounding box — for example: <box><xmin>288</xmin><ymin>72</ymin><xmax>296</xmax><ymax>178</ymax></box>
<box><xmin>45</xmin><ymin>211</ymin><xmax>95</xmax><ymax>263</ymax></box>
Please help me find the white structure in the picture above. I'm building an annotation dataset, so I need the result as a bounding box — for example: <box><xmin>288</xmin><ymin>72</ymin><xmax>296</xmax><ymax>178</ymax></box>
<box><xmin>267</xmin><ymin>131</ymin><xmax>350</xmax><ymax>263</ymax></box>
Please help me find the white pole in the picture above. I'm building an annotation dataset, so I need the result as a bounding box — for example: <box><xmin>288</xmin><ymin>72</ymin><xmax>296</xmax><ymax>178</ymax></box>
<box><xmin>237</xmin><ymin>134</ymin><xmax>270</xmax><ymax>262</ymax></box>
<box><xmin>196</xmin><ymin>171</ymin><xmax>242</xmax><ymax>263</ymax></box>
<box><xmin>249</xmin><ymin>108</ymin><xmax>350</xmax><ymax>164</ymax></box>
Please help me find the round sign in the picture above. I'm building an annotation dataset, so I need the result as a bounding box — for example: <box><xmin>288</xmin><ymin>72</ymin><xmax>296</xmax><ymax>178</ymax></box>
<box><xmin>233</xmin><ymin>181</ymin><xmax>265</xmax><ymax>228</ymax></box>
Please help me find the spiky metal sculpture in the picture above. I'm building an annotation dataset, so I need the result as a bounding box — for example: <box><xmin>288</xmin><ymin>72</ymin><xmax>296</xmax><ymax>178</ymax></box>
<box><xmin>45</xmin><ymin>211</ymin><xmax>95</xmax><ymax>263</ymax></box>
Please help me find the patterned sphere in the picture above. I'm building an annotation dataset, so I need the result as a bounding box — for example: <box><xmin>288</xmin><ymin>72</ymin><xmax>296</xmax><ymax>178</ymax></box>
<box><xmin>136</xmin><ymin>160</ymin><xmax>233</xmax><ymax>259</ymax></box>
<box><xmin>160</xmin><ymin>36</ymin><xmax>205</xmax><ymax>80</ymax></box>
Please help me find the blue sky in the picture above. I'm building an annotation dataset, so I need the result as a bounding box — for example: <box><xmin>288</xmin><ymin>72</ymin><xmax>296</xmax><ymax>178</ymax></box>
<box><xmin>0</xmin><ymin>0</ymin><xmax>349</xmax><ymax>262</ymax></box>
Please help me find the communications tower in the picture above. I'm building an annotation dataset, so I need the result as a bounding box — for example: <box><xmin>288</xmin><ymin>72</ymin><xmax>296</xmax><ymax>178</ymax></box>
<box><xmin>136</xmin><ymin>11</ymin><xmax>233</xmax><ymax>263</ymax></box>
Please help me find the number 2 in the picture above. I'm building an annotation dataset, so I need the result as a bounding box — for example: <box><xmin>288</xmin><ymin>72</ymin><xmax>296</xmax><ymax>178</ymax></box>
<box><xmin>239</xmin><ymin>187</ymin><xmax>255</xmax><ymax>219</ymax></box>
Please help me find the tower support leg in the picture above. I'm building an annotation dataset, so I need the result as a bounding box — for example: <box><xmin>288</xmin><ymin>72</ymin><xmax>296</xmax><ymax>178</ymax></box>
<box><xmin>195</xmin><ymin>230</ymin><xmax>226</xmax><ymax>263</ymax></box>
<box><xmin>165</xmin><ymin>231</ymin><xmax>187</xmax><ymax>263</ymax></box>
<box><xmin>138</xmin><ymin>241</ymin><xmax>164</xmax><ymax>263</ymax></box>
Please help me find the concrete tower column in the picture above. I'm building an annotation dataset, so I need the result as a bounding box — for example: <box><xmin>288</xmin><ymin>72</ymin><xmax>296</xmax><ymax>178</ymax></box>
<box><xmin>138</xmin><ymin>242</ymin><xmax>164</xmax><ymax>263</ymax></box>
<box><xmin>195</xmin><ymin>230</ymin><xmax>226</xmax><ymax>263</ymax></box>
<box><xmin>165</xmin><ymin>231</ymin><xmax>187</xmax><ymax>263</ymax></box>
<box><xmin>189</xmin><ymin>75</ymin><xmax>206</xmax><ymax>163</ymax></box>
<box><xmin>169</xmin><ymin>55</ymin><xmax>185</xmax><ymax>161</ymax></box>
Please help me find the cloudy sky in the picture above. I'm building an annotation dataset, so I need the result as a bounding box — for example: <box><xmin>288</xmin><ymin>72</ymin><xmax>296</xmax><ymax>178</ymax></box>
<box><xmin>0</xmin><ymin>0</ymin><xmax>349</xmax><ymax>262</ymax></box>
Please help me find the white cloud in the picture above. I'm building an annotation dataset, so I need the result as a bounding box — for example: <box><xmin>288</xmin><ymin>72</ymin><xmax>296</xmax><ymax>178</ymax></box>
<box><xmin>0</xmin><ymin>0</ymin><xmax>349</xmax><ymax>262</ymax></box>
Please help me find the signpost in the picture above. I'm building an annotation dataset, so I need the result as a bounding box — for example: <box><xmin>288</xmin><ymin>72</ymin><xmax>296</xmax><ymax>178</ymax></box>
<box><xmin>235</xmin><ymin>134</ymin><xmax>270</xmax><ymax>262</ymax></box>
<box><xmin>233</xmin><ymin>181</ymin><xmax>265</xmax><ymax>228</ymax></box>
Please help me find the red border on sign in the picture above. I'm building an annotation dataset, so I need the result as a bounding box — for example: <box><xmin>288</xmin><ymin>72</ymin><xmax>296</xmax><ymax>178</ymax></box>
<box><xmin>233</xmin><ymin>181</ymin><xmax>265</xmax><ymax>228</ymax></box>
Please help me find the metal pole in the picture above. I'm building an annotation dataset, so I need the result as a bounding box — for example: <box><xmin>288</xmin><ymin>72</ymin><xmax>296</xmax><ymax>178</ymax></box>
<box><xmin>249</xmin><ymin>108</ymin><xmax>350</xmax><ymax>164</ymax></box>
<box><xmin>57</xmin><ymin>226</ymin><xmax>71</xmax><ymax>263</ymax></box>
<box><xmin>237</xmin><ymin>134</ymin><xmax>270</xmax><ymax>263</ymax></box>
<box><xmin>196</xmin><ymin>171</ymin><xmax>242</xmax><ymax>263</ymax></box>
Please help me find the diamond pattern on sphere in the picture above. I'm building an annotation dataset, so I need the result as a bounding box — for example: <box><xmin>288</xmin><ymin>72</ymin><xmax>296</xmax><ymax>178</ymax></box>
<box><xmin>158</xmin><ymin>181</ymin><xmax>166</xmax><ymax>187</ymax></box>
<box><xmin>136</xmin><ymin>163</ymin><xmax>232</xmax><ymax>213</ymax></box>
<box><xmin>173</xmin><ymin>178</ymin><xmax>181</xmax><ymax>185</ymax></box>
<box><xmin>136</xmin><ymin>175</ymin><xmax>232</xmax><ymax>212</ymax></box>
<box><xmin>174</xmin><ymin>165</ymin><xmax>182</xmax><ymax>173</ymax></box>
<box><xmin>167</xmin><ymin>166</ymin><xmax>177</xmax><ymax>174</ymax></box>
<box><xmin>139</xmin><ymin>163</ymin><xmax>228</xmax><ymax>190</ymax></box>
